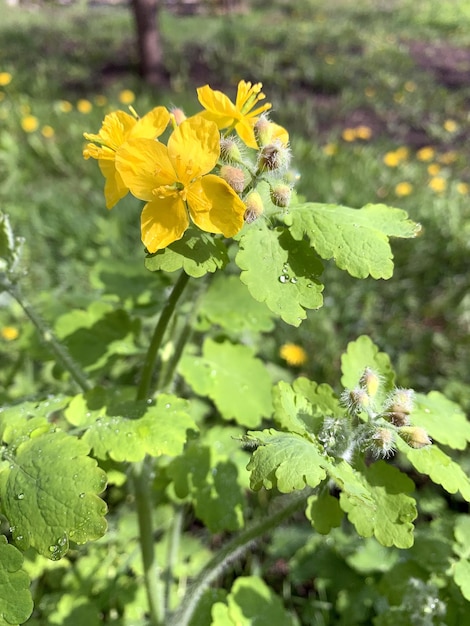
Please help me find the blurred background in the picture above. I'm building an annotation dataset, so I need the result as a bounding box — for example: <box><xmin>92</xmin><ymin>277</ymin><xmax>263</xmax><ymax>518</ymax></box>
<box><xmin>1</xmin><ymin>0</ymin><xmax>470</xmax><ymax>413</ymax></box>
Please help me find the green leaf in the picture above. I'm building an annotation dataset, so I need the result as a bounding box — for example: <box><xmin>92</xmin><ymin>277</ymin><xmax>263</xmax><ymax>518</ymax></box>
<box><xmin>326</xmin><ymin>460</ymin><xmax>375</xmax><ymax>506</ymax></box>
<box><xmin>211</xmin><ymin>576</ymin><xmax>295</xmax><ymax>626</ymax></box>
<box><xmin>144</xmin><ymin>227</ymin><xmax>229</xmax><ymax>277</ymax></box>
<box><xmin>0</xmin><ymin>211</ymin><xmax>23</xmax><ymax>275</ymax></box>
<box><xmin>285</xmin><ymin>202</ymin><xmax>420</xmax><ymax>278</ymax></box>
<box><xmin>199</xmin><ymin>274</ymin><xmax>274</xmax><ymax>333</ymax></box>
<box><xmin>0</xmin><ymin>536</ymin><xmax>33</xmax><ymax>626</ymax></box>
<box><xmin>0</xmin><ymin>426</ymin><xmax>107</xmax><ymax>559</ymax></box>
<box><xmin>236</xmin><ymin>223</ymin><xmax>323</xmax><ymax>326</ymax></box>
<box><xmin>306</xmin><ymin>492</ymin><xmax>343</xmax><ymax>534</ymax></box>
<box><xmin>453</xmin><ymin>559</ymin><xmax>470</xmax><ymax>602</ymax></box>
<box><xmin>396</xmin><ymin>437</ymin><xmax>470</xmax><ymax>501</ymax></box>
<box><xmin>339</xmin><ymin>461</ymin><xmax>417</xmax><ymax>548</ymax></box>
<box><xmin>413</xmin><ymin>391</ymin><xmax>470</xmax><ymax>450</ymax></box>
<box><xmin>341</xmin><ymin>335</ymin><xmax>395</xmax><ymax>392</ymax></box>
<box><xmin>179</xmin><ymin>339</ymin><xmax>273</xmax><ymax>428</ymax></box>
<box><xmin>246</xmin><ymin>430</ymin><xmax>328</xmax><ymax>492</ymax></box>
<box><xmin>66</xmin><ymin>392</ymin><xmax>197</xmax><ymax>462</ymax></box>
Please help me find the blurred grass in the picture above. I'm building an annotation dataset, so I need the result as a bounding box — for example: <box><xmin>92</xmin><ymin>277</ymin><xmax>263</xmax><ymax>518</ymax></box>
<box><xmin>1</xmin><ymin>0</ymin><xmax>470</xmax><ymax>408</ymax></box>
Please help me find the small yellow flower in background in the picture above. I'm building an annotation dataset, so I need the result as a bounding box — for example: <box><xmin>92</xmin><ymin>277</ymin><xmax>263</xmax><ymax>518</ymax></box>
<box><xmin>395</xmin><ymin>146</ymin><xmax>409</xmax><ymax>160</ymax></box>
<box><xmin>280</xmin><ymin>343</ymin><xmax>308</xmax><ymax>367</ymax></box>
<box><xmin>383</xmin><ymin>151</ymin><xmax>401</xmax><ymax>167</ymax></box>
<box><xmin>416</xmin><ymin>146</ymin><xmax>435</xmax><ymax>162</ymax></box>
<box><xmin>457</xmin><ymin>182</ymin><xmax>469</xmax><ymax>195</ymax></box>
<box><xmin>119</xmin><ymin>89</ymin><xmax>135</xmax><ymax>105</ymax></box>
<box><xmin>342</xmin><ymin>128</ymin><xmax>357</xmax><ymax>142</ymax></box>
<box><xmin>324</xmin><ymin>55</ymin><xmax>336</xmax><ymax>65</ymax></box>
<box><xmin>393</xmin><ymin>92</ymin><xmax>404</xmax><ymax>104</ymax></box>
<box><xmin>21</xmin><ymin>115</ymin><xmax>39</xmax><ymax>133</ymax></box>
<box><xmin>323</xmin><ymin>142</ymin><xmax>338</xmax><ymax>156</ymax></box>
<box><xmin>58</xmin><ymin>100</ymin><xmax>73</xmax><ymax>113</ymax></box>
<box><xmin>77</xmin><ymin>99</ymin><xmax>93</xmax><ymax>114</ymax></box>
<box><xmin>197</xmin><ymin>80</ymin><xmax>272</xmax><ymax>149</ymax></box>
<box><xmin>115</xmin><ymin>116</ymin><xmax>246</xmax><ymax>252</ymax></box>
<box><xmin>439</xmin><ymin>151</ymin><xmax>457</xmax><ymax>164</ymax></box>
<box><xmin>404</xmin><ymin>81</ymin><xmax>417</xmax><ymax>92</ymax></box>
<box><xmin>443</xmin><ymin>119</ymin><xmax>458</xmax><ymax>133</ymax></box>
<box><xmin>0</xmin><ymin>72</ymin><xmax>12</xmax><ymax>86</ymax></box>
<box><xmin>428</xmin><ymin>177</ymin><xmax>447</xmax><ymax>193</ymax></box>
<box><xmin>395</xmin><ymin>182</ymin><xmax>413</xmax><ymax>197</ymax></box>
<box><xmin>355</xmin><ymin>125</ymin><xmax>372</xmax><ymax>140</ymax></box>
<box><xmin>427</xmin><ymin>163</ymin><xmax>440</xmax><ymax>176</ymax></box>
<box><xmin>1</xmin><ymin>326</ymin><xmax>19</xmax><ymax>341</ymax></box>
<box><xmin>83</xmin><ymin>106</ymin><xmax>170</xmax><ymax>209</ymax></box>
<box><xmin>95</xmin><ymin>95</ymin><xmax>108</xmax><ymax>107</ymax></box>
<box><xmin>41</xmin><ymin>125</ymin><xmax>55</xmax><ymax>138</ymax></box>
<box><xmin>364</xmin><ymin>87</ymin><xmax>376</xmax><ymax>98</ymax></box>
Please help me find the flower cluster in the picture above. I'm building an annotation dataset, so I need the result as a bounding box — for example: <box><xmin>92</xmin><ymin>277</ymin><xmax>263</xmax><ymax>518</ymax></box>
<box><xmin>83</xmin><ymin>80</ymin><xmax>292</xmax><ymax>253</ymax></box>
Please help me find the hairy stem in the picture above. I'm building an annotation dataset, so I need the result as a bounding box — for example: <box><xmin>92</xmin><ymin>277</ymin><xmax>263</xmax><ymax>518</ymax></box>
<box><xmin>169</xmin><ymin>490</ymin><xmax>311</xmax><ymax>626</ymax></box>
<box><xmin>164</xmin><ymin>506</ymin><xmax>185</xmax><ymax>614</ymax></box>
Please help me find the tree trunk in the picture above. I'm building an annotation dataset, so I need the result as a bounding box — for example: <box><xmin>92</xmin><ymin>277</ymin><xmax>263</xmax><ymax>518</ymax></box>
<box><xmin>130</xmin><ymin>0</ymin><xmax>165</xmax><ymax>86</ymax></box>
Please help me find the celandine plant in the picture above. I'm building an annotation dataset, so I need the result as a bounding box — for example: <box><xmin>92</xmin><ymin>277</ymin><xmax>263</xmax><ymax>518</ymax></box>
<box><xmin>1</xmin><ymin>81</ymin><xmax>470</xmax><ymax>625</ymax></box>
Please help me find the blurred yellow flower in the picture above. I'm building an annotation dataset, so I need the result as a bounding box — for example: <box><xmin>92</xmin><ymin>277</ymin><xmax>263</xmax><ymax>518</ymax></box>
<box><xmin>323</xmin><ymin>142</ymin><xmax>338</xmax><ymax>156</ymax></box>
<box><xmin>404</xmin><ymin>81</ymin><xmax>416</xmax><ymax>92</ymax></box>
<box><xmin>83</xmin><ymin>105</ymin><xmax>170</xmax><ymax>209</ymax></box>
<box><xmin>41</xmin><ymin>125</ymin><xmax>55</xmax><ymax>138</ymax></box>
<box><xmin>21</xmin><ymin>115</ymin><xmax>39</xmax><ymax>133</ymax></box>
<box><xmin>58</xmin><ymin>100</ymin><xmax>73</xmax><ymax>113</ymax></box>
<box><xmin>115</xmin><ymin>117</ymin><xmax>246</xmax><ymax>252</ymax></box>
<box><xmin>324</xmin><ymin>55</ymin><xmax>336</xmax><ymax>65</ymax></box>
<box><xmin>383</xmin><ymin>151</ymin><xmax>400</xmax><ymax>167</ymax></box>
<box><xmin>356</xmin><ymin>125</ymin><xmax>372</xmax><ymax>140</ymax></box>
<box><xmin>342</xmin><ymin>128</ymin><xmax>357</xmax><ymax>142</ymax></box>
<box><xmin>457</xmin><ymin>182</ymin><xmax>469</xmax><ymax>195</ymax></box>
<box><xmin>439</xmin><ymin>151</ymin><xmax>457</xmax><ymax>165</ymax></box>
<box><xmin>443</xmin><ymin>119</ymin><xmax>458</xmax><ymax>133</ymax></box>
<box><xmin>395</xmin><ymin>182</ymin><xmax>413</xmax><ymax>197</ymax></box>
<box><xmin>280</xmin><ymin>343</ymin><xmax>308</xmax><ymax>367</ymax></box>
<box><xmin>393</xmin><ymin>92</ymin><xmax>404</xmax><ymax>103</ymax></box>
<box><xmin>395</xmin><ymin>146</ymin><xmax>409</xmax><ymax>160</ymax></box>
<box><xmin>95</xmin><ymin>95</ymin><xmax>108</xmax><ymax>107</ymax></box>
<box><xmin>77</xmin><ymin>99</ymin><xmax>93</xmax><ymax>114</ymax></box>
<box><xmin>427</xmin><ymin>163</ymin><xmax>440</xmax><ymax>176</ymax></box>
<box><xmin>1</xmin><ymin>326</ymin><xmax>19</xmax><ymax>341</ymax></box>
<box><xmin>364</xmin><ymin>87</ymin><xmax>376</xmax><ymax>98</ymax></box>
<box><xmin>416</xmin><ymin>146</ymin><xmax>435</xmax><ymax>161</ymax></box>
<box><xmin>119</xmin><ymin>89</ymin><xmax>135</xmax><ymax>105</ymax></box>
<box><xmin>197</xmin><ymin>80</ymin><xmax>271</xmax><ymax>149</ymax></box>
<box><xmin>0</xmin><ymin>72</ymin><xmax>12</xmax><ymax>86</ymax></box>
<box><xmin>428</xmin><ymin>177</ymin><xmax>447</xmax><ymax>193</ymax></box>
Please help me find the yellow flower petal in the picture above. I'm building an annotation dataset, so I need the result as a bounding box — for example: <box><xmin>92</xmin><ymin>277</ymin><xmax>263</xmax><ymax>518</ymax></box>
<box><xmin>130</xmin><ymin>106</ymin><xmax>170</xmax><ymax>140</ymax></box>
<box><xmin>168</xmin><ymin>117</ymin><xmax>220</xmax><ymax>184</ymax></box>
<box><xmin>234</xmin><ymin>118</ymin><xmax>258</xmax><ymax>149</ymax></box>
<box><xmin>189</xmin><ymin>175</ymin><xmax>245</xmax><ymax>236</ymax></box>
<box><xmin>83</xmin><ymin>111</ymin><xmax>136</xmax><ymax>152</ymax></box>
<box><xmin>98</xmin><ymin>158</ymin><xmax>129</xmax><ymax>209</ymax></box>
<box><xmin>141</xmin><ymin>197</ymin><xmax>189</xmax><ymax>252</ymax></box>
<box><xmin>197</xmin><ymin>84</ymin><xmax>238</xmax><ymax>128</ymax></box>
<box><xmin>116</xmin><ymin>138</ymin><xmax>174</xmax><ymax>201</ymax></box>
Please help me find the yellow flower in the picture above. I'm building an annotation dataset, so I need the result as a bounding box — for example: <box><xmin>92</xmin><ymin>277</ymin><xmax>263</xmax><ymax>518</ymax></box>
<box><xmin>279</xmin><ymin>343</ymin><xmax>308</xmax><ymax>367</ymax></box>
<box><xmin>404</xmin><ymin>81</ymin><xmax>416</xmax><ymax>92</ymax></box>
<box><xmin>41</xmin><ymin>125</ymin><xmax>55</xmax><ymax>138</ymax></box>
<box><xmin>323</xmin><ymin>142</ymin><xmax>338</xmax><ymax>156</ymax></box>
<box><xmin>428</xmin><ymin>177</ymin><xmax>446</xmax><ymax>193</ymax></box>
<box><xmin>119</xmin><ymin>89</ymin><xmax>135</xmax><ymax>105</ymax></box>
<box><xmin>0</xmin><ymin>72</ymin><xmax>12</xmax><ymax>86</ymax></box>
<box><xmin>427</xmin><ymin>163</ymin><xmax>440</xmax><ymax>176</ymax></box>
<box><xmin>58</xmin><ymin>100</ymin><xmax>73</xmax><ymax>113</ymax></box>
<box><xmin>439</xmin><ymin>151</ymin><xmax>457</xmax><ymax>165</ymax></box>
<box><xmin>83</xmin><ymin>106</ymin><xmax>170</xmax><ymax>209</ymax></box>
<box><xmin>383</xmin><ymin>151</ymin><xmax>400</xmax><ymax>167</ymax></box>
<box><xmin>416</xmin><ymin>146</ymin><xmax>435</xmax><ymax>162</ymax></box>
<box><xmin>21</xmin><ymin>115</ymin><xmax>39</xmax><ymax>133</ymax></box>
<box><xmin>324</xmin><ymin>55</ymin><xmax>336</xmax><ymax>65</ymax></box>
<box><xmin>364</xmin><ymin>87</ymin><xmax>376</xmax><ymax>98</ymax></box>
<box><xmin>457</xmin><ymin>182</ymin><xmax>469</xmax><ymax>195</ymax></box>
<box><xmin>77</xmin><ymin>99</ymin><xmax>93</xmax><ymax>114</ymax></box>
<box><xmin>1</xmin><ymin>326</ymin><xmax>19</xmax><ymax>341</ymax></box>
<box><xmin>395</xmin><ymin>146</ymin><xmax>409</xmax><ymax>161</ymax></box>
<box><xmin>197</xmin><ymin>80</ymin><xmax>271</xmax><ymax>149</ymax></box>
<box><xmin>115</xmin><ymin>116</ymin><xmax>246</xmax><ymax>252</ymax></box>
<box><xmin>443</xmin><ymin>119</ymin><xmax>458</xmax><ymax>133</ymax></box>
<box><xmin>395</xmin><ymin>182</ymin><xmax>413</xmax><ymax>197</ymax></box>
<box><xmin>95</xmin><ymin>95</ymin><xmax>108</xmax><ymax>107</ymax></box>
<box><xmin>355</xmin><ymin>125</ymin><xmax>372</xmax><ymax>140</ymax></box>
<box><xmin>342</xmin><ymin>128</ymin><xmax>357</xmax><ymax>142</ymax></box>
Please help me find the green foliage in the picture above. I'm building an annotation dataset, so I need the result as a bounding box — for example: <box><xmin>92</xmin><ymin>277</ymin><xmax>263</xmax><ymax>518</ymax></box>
<box><xmin>0</xmin><ymin>537</ymin><xmax>33</xmax><ymax>626</ymax></box>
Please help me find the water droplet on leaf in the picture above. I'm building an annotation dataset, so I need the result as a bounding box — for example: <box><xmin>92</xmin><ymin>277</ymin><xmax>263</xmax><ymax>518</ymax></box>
<box><xmin>279</xmin><ymin>275</ymin><xmax>288</xmax><ymax>283</ymax></box>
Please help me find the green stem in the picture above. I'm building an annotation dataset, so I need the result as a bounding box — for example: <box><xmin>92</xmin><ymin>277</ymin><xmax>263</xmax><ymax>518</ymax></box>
<box><xmin>136</xmin><ymin>270</ymin><xmax>190</xmax><ymax>402</ymax></box>
<box><xmin>164</xmin><ymin>506</ymin><xmax>185</xmax><ymax>614</ymax></box>
<box><xmin>169</xmin><ymin>490</ymin><xmax>311</xmax><ymax>626</ymax></box>
<box><xmin>4</xmin><ymin>280</ymin><xmax>91</xmax><ymax>393</ymax></box>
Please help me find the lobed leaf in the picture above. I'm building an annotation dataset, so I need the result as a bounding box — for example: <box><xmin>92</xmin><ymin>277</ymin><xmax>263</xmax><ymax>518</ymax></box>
<box><xmin>236</xmin><ymin>223</ymin><xmax>323</xmax><ymax>326</ymax></box>
<box><xmin>0</xmin><ymin>536</ymin><xmax>33</xmax><ymax>626</ymax></box>
<box><xmin>341</xmin><ymin>335</ymin><xmax>395</xmax><ymax>393</ymax></box>
<box><xmin>413</xmin><ymin>391</ymin><xmax>470</xmax><ymax>450</ymax></box>
<box><xmin>144</xmin><ymin>227</ymin><xmax>229</xmax><ymax>277</ymax></box>
<box><xmin>306</xmin><ymin>492</ymin><xmax>344</xmax><ymax>534</ymax></box>
<box><xmin>284</xmin><ymin>202</ymin><xmax>420</xmax><ymax>279</ymax></box>
<box><xmin>179</xmin><ymin>339</ymin><xmax>272</xmax><ymax>427</ymax></box>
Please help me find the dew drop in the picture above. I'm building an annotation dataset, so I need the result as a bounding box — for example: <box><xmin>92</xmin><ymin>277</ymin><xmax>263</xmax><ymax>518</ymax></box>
<box><xmin>165</xmin><ymin>403</ymin><xmax>171</xmax><ymax>409</ymax></box>
<box><xmin>146</xmin><ymin>398</ymin><xmax>153</xmax><ymax>405</ymax></box>
<box><xmin>16</xmin><ymin>535</ymin><xmax>23</xmax><ymax>542</ymax></box>
<box><xmin>79</xmin><ymin>493</ymin><xmax>85</xmax><ymax>499</ymax></box>
<box><xmin>290</xmin><ymin>277</ymin><xmax>298</xmax><ymax>284</ymax></box>
<box><xmin>278</xmin><ymin>275</ymin><xmax>288</xmax><ymax>283</ymax></box>
<box><xmin>306</xmin><ymin>283</ymin><xmax>314</xmax><ymax>288</ymax></box>
<box><xmin>16</xmin><ymin>493</ymin><xmax>25</xmax><ymax>500</ymax></box>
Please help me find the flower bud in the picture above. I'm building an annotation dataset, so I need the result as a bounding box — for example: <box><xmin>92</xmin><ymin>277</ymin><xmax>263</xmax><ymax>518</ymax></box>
<box><xmin>257</xmin><ymin>140</ymin><xmax>291</xmax><ymax>173</ymax></box>
<box><xmin>243</xmin><ymin>190</ymin><xmax>264</xmax><ymax>223</ymax></box>
<box><xmin>399</xmin><ymin>426</ymin><xmax>432</xmax><ymax>449</ymax></box>
<box><xmin>383</xmin><ymin>388</ymin><xmax>414</xmax><ymax>426</ymax></box>
<box><xmin>220</xmin><ymin>137</ymin><xmax>243</xmax><ymax>163</ymax></box>
<box><xmin>341</xmin><ymin>387</ymin><xmax>370</xmax><ymax>415</ymax></box>
<box><xmin>170</xmin><ymin>107</ymin><xmax>186</xmax><ymax>125</ymax></box>
<box><xmin>359</xmin><ymin>367</ymin><xmax>381</xmax><ymax>398</ymax></box>
<box><xmin>219</xmin><ymin>165</ymin><xmax>245</xmax><ymax>193</ymax></box>
<box><xmin>368</xmin><ymin>427</ymin><xmax>396</xmax><ymax>459</ymax></box>
<box><xmin>270</xmin><ymin>182</ymin><xmax>292</xmax><ymax>208</ymax></box>
<box><xmin>255</xmin><ymin>115</ymin><xmax>289</xmax><ymax>147</ymax></box>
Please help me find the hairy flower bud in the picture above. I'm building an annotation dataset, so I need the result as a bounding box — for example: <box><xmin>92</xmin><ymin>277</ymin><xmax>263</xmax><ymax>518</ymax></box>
<box><xmin>258</xmin><ymin>140</ymin><xmax>291</xmax><ymax>173</ymax></box>
<box><xmin>399</xmin><ymin>426</ymin><xmax>432</xmax><ymax>449</ymax></box>
<box><xmin>383</xmin><ymin>388</ymin><xmax>414</xmax><ymax>426</ymax></box>
<box><xmin>359</xmin><ymin>367</ymin><xmax>381</xmax><ymax>398</ymax></box>
<box><xmin>220</xmin><ymin>137</ymin><xmax>243</xmax><ymax>163</ymax></box>
<box><xmin>341</xmin><ymin>387</ymin><xmax>371</xmax><ymax>415</ymax></box>
<box><xmin>270</xmin><ymin>182</ymin><xmax>292</xmax><ymax>208</ymax></box>
<box><xmin>367</xmin><ymin>427</ymin><xmax>396</xmax><ymax>459</ymax></box>
<box><xmin>255</xmin><ymin>115</ymin><xmax>289</xmax><ymax>147</ymax></box>
<box><xmin>243</xmin><ymin>190</ymin><xmax>264</xmax><ymax>223</ymax></box>
<box><xmin>219</xmin><ymin>165</ymin><xmax>245</xmax><ymax>193</ymax></box>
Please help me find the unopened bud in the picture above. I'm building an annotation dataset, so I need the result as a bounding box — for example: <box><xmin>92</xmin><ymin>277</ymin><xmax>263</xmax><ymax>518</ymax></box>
<box><xmin>220</xmin><ymin>137</ymin><xmax>243</xmax><ymax>163</ymax></box>
<box><xmin>368</xmin><ymin>427</ymin><xmax>396</xmax><ymax>459</ymax></box>
<box><xmin>341</xmin><ymin>387</ymin><xmax>370</xmax><ymax>415</ymax></box>
<box><xmin>243</xmin><ymin>191</ymin><xmax>264</xmax><ymax>223</ymax></box>
<box><xmin>255</xmin><ymin>115</ymin><xmax>289</xmax><ymax>147</ymax></box>
<box><xmin>270</xmin><ymin>182</ymin><xmax>292</xmax><ymax>208</ymax></box>
<box><xmin>219</xmin><ymin>165</ymin><xmax>245</xmax><ymax>193</ymax></box>
<box><xmin>258</xmin><ymin>140</ymin><xmax>291</xmax><ymax>173</ymax></box>
<box><xmin>383</xmin><ymin>388</ymin><xmax>414</xmax><ymax>426</ymax></box>
<box><xmin>359</xmin><ymin>367</ymin><xmax>381</xmax><ymax>398</ymax></box>
<box><xmin>170</xmin><ymin>107</ymin><xmax>186</xmax><ymax>125</ymax></box>
<box><xmin>399</xmin><ymin>426</ymin><xmax>432</xmax><ymax>449</ymax></box>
